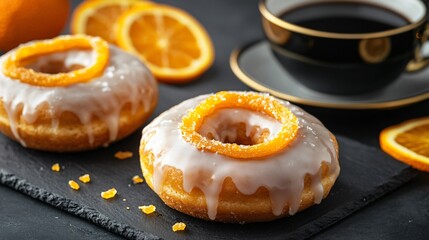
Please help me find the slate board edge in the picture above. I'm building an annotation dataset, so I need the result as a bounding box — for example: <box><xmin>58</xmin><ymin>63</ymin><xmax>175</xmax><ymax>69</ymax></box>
<box><xmin>0</xmin><ymin>169</ymin><xmax>160</xmax><ymax>240</ymax></box>
<box><xmin>0</xmin><ymin>165</ymin><xmax>418</xmax><ymax>240</ymax></box>
<box><xmin>288</xmin><ymin>167</ymin><xmax>418</xmax><ymax>240</ymax></box>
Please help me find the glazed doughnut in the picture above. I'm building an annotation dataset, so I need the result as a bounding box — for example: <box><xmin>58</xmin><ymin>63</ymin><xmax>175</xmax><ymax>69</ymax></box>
<box><xmin>0</xmin><ymin>35</ymin><xmax>158</xmax><ymax>152</ymax></box>
<box><xmin>140</xmin><ymin>91</ymin><xmax>339</xmax><ymax>223</ymax></box>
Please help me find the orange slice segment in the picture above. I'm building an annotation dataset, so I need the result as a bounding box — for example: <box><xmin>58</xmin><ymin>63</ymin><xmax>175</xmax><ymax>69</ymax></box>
<box><xmin>117</xmin><ymin>4</ymin><xmax>214</xmax><ymax>83</ymax></box>
<box><xmin>71</xmin><ymin>0</ymin><xmax>148</xmax><ymax>44</ymax></box>
<box><xmin>380</xmin><ymin>117</ymin><xmax>429</xmax><ymax>171</ymax></box>
<box><xmin>181</xmin><ymin>92</ymin><xmax>299</xmax><ymax>159</ymax></box>
<box><xmin>2</xmin><ymin>35</ymin><xmax>109</xmax><ymax>87</ymax></box>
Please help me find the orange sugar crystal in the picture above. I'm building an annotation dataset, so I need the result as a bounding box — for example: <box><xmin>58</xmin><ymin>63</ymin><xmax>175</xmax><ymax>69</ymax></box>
<box><xmin>79</xmin><ymin>174</ymin><xmax>91</xmax><ymax>183</ymax></box>
<box><xmin>68</xmin><ymin>180</ymin><xmax>80</xmax><ymax>190</ymax></box>
<box><xmin>51</xmin><ymin>163</ymin><xmax>60</xmax><ymax>172</ymax></box>
<box><xmin>132</xmin><ymin>175</ymin><xmax>144</xmax><ymax>184</ymax></box>
<box><xmin>115</xmin><ymin>151</ymin><xmax>133</xmax><ymax>160</ymax></box>
<box><xmin>101</xmin><ymin>188</ymin><xmax>117</xmax><ymax>199</ymax></box>
<box><xmin>172</xmin><ymin>222</ymin><xmax>186</xmax><ymax>232</ymax></box>
<box><xmin>139</xmin><ymin>205</ymin><xmax>156</xmax><ymax>215</ymax></box>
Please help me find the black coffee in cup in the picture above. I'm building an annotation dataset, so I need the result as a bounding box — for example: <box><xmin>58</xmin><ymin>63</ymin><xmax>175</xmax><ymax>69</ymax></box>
<box><xmin>280</xmin><ymin>2</ymin><xmax>410</xmax><ymax>34</ymax></box>
<box><xmin>260</xmin><ymin>0</ymin><xmax>428</xmax><ymax>95</ymax></box>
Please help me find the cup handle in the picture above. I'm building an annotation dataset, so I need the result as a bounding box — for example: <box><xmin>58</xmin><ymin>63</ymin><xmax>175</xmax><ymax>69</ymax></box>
<box><xmin>406</xmin><ymin>23</ymin><xmax>429</xmax><ymax>72</ymax></box>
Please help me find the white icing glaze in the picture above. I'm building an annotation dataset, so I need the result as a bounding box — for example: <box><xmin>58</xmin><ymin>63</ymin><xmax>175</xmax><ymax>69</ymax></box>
<box><xmin>141</xmin><ymin>93</ymin><xmax>340</xmax><ymax>220</ymax></box>
<box><xmin>0</xmin><ymin>45</ymin><xmax>157</xmax><ymax>146</ymax></box>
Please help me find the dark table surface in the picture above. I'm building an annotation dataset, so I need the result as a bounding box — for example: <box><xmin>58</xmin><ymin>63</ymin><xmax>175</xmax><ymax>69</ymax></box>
<box><xmin>1</xmin><ymin>0</ymin><xmax>429</xmax><ymax>239</ymax></box>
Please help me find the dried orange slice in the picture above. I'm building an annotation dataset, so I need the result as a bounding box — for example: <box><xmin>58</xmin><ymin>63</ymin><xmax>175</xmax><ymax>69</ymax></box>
<box><xmin>181</xmin><ymin>92</ymin><xmax>298</xmax><ymax>159</ymax></box>
<box><xmin>116</xmin><ymin>4</ymin><xmax>214</xmax><ymax>83</ymax></box>
<box><xmin>71</xmin><ymin>0</ymin><xmax>148</xmax><ymax>44</ymax></box>
<box><xmin>2</xmin><ymin>35</ymin><xmax>109</xmax><ymax>87</ymax></box>
<box><xmin>380</xmin><ymin>117</ymin><xmax>429</xmax><ymax>171</ymax></box>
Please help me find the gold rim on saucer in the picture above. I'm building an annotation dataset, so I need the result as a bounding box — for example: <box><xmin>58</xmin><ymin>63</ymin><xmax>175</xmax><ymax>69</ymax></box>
<box><xmin>230</xmin><ymin>41</ymin><xmax>429</xmax><ymax>110</ymax></box>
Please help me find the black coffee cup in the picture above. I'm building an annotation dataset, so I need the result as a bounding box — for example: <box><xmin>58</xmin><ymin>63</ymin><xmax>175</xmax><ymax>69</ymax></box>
<box><xmin>260</xmin><ymin>0</ymin><xmax>428</xmax><ymax>94</ymax></box>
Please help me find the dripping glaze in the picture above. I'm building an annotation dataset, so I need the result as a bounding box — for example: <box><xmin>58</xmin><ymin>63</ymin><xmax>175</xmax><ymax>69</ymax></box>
<box><xmin>141</xmin><ymin>93</ymin><xmax>339</xmax><ymax>220</ymax></box>
<box><xmin>0</xmin><ymin>45</ymin><xmax>157</xmax><ymax>146</ymax></box>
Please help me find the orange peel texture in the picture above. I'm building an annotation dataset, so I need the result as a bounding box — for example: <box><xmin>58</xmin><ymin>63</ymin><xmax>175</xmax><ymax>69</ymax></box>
<box><xmin>2</xmin><ymin>35</ymin><xmax>109</xmax><ymax>87</ymax></box>
<box><xmin>180</xmin><ymin>92</ymin><xmax>299</xmax><ymax>159</ymax></box>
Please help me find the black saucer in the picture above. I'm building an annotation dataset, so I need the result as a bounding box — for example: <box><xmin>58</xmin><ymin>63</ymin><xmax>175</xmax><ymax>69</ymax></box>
<box><xmin>230</xmin><ymin>40</ymin><xmax>429</xmax><ymax>109</ymax></box>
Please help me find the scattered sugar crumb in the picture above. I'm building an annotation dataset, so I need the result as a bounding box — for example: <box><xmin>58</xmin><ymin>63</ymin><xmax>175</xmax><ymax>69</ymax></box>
<box><xmin>101</xmin><ymin>188</ymin><xmax>117</xmax><ymax>199</ymax></box>
<box><xmin>68</xmin><ymin>180</ymin><xmax>80</xmax><ymax>190</ymax></box>
<box><xmin>132</xmin><ymin>175</ymin><xmax>144</xmax><ymax>184</ymax></box>
<box><xmin>51</xmin><ymin>163</ymin><xmax>60</xmax><ymax>172</ymax></box>
<box><xmin>114</xmin><ymin>151</ymin><xmax>133</xmax><ymax>160</ymax></box>
<box><xmin>172</xmin><ymin>222</ymin><xmax>186</xmax><ymax>232</ymax></box>
<box><xmin>123</xmin><ymin>198</ymin><xmax>127</xmax><ymax>202</ymax></box>
<box><xmin>139</xmin><ymin>205</ymin><xmax>156</xmax><ymax>215</ymax></box>
<box><xmin>79</xmin><ymin>174</ymin><xmax>91</xmax><ymax>183</ymax></box>
<box><xmin>126</xmin><ymin>207</ymin><xmax>130</xmax><ymax>210</ymax></box>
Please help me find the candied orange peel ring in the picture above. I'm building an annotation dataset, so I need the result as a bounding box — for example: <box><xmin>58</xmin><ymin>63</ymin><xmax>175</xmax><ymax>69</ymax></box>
<box><xmin>180</xmin><ymin>91</ymin><xmax>299</xmax><ymax>159</ymax></box>
<box><xmin>2</xmin><ymin>34</ymin><xmax>109</xmax><ymax>87</ymax></box>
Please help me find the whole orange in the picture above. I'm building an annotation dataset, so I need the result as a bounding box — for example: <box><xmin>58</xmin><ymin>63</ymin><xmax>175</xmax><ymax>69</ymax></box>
<box><xmin>0</xmin><ymin>0</ymin><xmax>70</xmax><ymax>51</ymax></box>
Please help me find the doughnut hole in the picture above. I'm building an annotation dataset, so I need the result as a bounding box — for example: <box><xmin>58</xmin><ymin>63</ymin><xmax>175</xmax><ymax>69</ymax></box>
<box><xmin>25</xmin><ymin>49</ymin><xmax>93</xmax><ymax>74</ymax></box>
<box><xmin>197</xmin><ymin>108</ymin><xmax>280</xmax><ymax>146</ymax></box>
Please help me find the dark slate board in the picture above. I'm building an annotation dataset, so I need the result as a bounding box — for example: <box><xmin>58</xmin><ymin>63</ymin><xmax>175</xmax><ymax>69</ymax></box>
<box><xmin>0</xmin><ymin>132</ymin><xmax>416</xmax><ymax>240</ymax></box>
